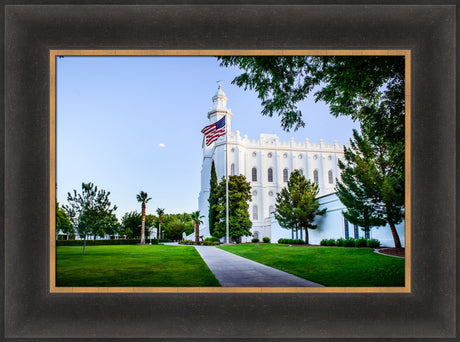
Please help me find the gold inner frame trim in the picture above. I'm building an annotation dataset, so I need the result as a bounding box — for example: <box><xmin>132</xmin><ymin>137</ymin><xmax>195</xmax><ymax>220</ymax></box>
<box><xmin>49</xmin><ymin>49</ymin><xmax>411</xmax><ymax>294</ymax></box>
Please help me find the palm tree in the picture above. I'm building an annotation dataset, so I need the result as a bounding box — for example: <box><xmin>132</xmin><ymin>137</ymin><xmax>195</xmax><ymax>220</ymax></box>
<box><xmin>136</xmin><ymin>191</ymin><xmax>151</xmax><ymax>245</ymax></box>
<box><xmin>156</xmin><ymin>208</ymin><xmax>165</xmax><ymax>241</ymax></box>
<box><xmin>191</xmin><ymin>210</ymin><xmax>204</xmax><ymax>243</ymax></box>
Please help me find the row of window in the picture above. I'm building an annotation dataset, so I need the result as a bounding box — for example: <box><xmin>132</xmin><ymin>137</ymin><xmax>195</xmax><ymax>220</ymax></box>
<box><xmin>251</xmin><ymin>205</ymin><xmax>275</xmax><ymax>220</ymax></box>
<box><xmin>344</xmin><ymin>219</ymin><xmax>370</xmax><ymax>239</ymax></box>
<box><xmin>231</xmin><ymin>166</ymin><xmax>335</xmax><ymax>184</ymax></box>
<box><xmin>248</xmin><ymin>151</ymin><xmax>335</xmax><ymax>161</ymax></box>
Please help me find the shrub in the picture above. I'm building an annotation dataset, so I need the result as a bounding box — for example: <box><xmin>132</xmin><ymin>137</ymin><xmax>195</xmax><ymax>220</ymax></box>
<box><xmin>204</xmin><ymin>236</ymin><xmax>220</xmax><ymax>242</ymax></box>
<box><xmin>320</xmin><ymin>239</ymin><xmax>337</xmax><ymax>246</ymax></box>
<box><xmin>355</xmin><ymin>237</ymin><xmax>368</xmax><ymax>248</ymax></box>
<box><xmin>367</xmin><ymin>238</ymin><xmax>381</xmax><ymax>248</ymax></box>
<box><xmin>55</xmin><ymin>238</ymin><xmax>174</xmax><ymax>247</ymax></box>
<box><xmin>179</xmin><ymin>240</ymin><xmax>198</xmax><ymax>245</ymax></box>
<box><xmin>203</xmin><ymin>240</ymin><xmax>219</xmax><ymax>246</ymax></box>
<box><xmin>343</xmin><ymin>237</ymin><xmax>356</xmax><ymax>247</ymax></box>
<box><xmin>56</xmin><ymin>239</ymin><xmax>141</xmax><ymax>246</ymax></box>
<box><xmin>277</xmin><ymin>238</ymin><xmax>305</xmax><ymax>245</ymax></box>
<box><xmin>262</xmin><ymin>237</ymin><xmax>270</xmax><ymax>243</ymax></box>
<box><xmin>327</xmin><ymin>239</ymin><xmax>336</xmax><ymax>246</ymax></box>
<box><xmin>200</xmin><ymin>240</ymin><xmax>215</xmax><ymax>246</ymax></box>
<box><xmin>336</xmin><ymin>238</ymin><xmax>345</xmax><ymax>247</ymax></box>
<box><xmin>252</xmin><ymin>238</ymin><xmax>259</xmax><ymax>243</ymax></box>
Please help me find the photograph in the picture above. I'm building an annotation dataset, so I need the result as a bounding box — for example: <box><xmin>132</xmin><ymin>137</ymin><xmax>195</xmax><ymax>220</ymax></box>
<box><xmin>53</xmin><ymin>53</ymin><xmax>408</xmax><ymax>290</ymax></box>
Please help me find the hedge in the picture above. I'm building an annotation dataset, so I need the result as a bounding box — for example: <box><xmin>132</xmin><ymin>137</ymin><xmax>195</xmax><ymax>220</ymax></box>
<box><xmin>367</xmin><ymin>239</ymin><xmax>381</xmax><ymax>248</ymax></box>
<box><xmin>179</xmin><ymin>240</ymin><xmax>220</xmax><ymax>246</ymax></box>
<box><xmin>56</xmin><ymin>238</ymin><xmax>171</xmax><ymax>246</ymax></box>
<box><xmin>57</xmin><ymin>239</ymin><xmax>141</xmax><ymax>246</ymax></box>
<box><xmin>355</xmin><ymin>237</ymin><xmax>368</xmax><ymax>248</ymax></box>
<box><xmin>277</xmin><ymin>238</ymin><xmax>305</xmax><ymax>245</ymax></box>
<box><xmin>204</xmin><ymin>236</ymin><xmax>220</xmax><ymax>242</ymax></box>
<box><xmin>318</xmin><ymin>237</ymin><xmax>381</xmax><ymax>248</ymax></box>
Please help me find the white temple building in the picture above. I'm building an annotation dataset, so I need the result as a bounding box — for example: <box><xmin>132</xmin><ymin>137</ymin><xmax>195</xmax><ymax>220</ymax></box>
<box><xmin>196</xmin><ymin>85</ymin><xmax>405</xmax><ymax>247</ymax></box>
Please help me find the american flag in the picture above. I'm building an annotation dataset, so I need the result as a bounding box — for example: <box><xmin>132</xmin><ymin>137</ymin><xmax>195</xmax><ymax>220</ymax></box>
<box><xmin>201</xmin><ymin>116</ymin><xmax>226</xmax><ymax>146</ymax></box>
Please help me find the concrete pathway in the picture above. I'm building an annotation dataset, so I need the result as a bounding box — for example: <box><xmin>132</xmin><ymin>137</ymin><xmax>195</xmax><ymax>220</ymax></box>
<box><xmin>194</xmin><ymin>246</ymin><xmax>324</xmax><ymax>287</ymax></box>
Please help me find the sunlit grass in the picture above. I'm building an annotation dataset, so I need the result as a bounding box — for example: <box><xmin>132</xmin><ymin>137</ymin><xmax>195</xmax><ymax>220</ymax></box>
<box><xmin>219</xmin><ymin>244</ymin><xmax>404</xmax><ymax>287</ymax></box>
<box><xmin>56</xmin><ymin>245</ymin><xmax>220</xmax><ymax>287</ymax></box>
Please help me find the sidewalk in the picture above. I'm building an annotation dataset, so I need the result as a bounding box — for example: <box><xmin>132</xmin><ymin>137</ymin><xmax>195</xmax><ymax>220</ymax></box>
<box><xmin>194</xmin><ymin>246</ymin><xmax>323</xmax><ymax>287</ymax></box>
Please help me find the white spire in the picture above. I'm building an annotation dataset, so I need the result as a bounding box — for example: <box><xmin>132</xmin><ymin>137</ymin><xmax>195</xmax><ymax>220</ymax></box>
<box><xmin>212</xmin><ymin>84</ymin><xmax>228</xmax><ymax>111</ymax></box>
<box><xmin>207</xmin><ymin>84</ymin><xmax>233</xmax><ymax>131</ymax></box>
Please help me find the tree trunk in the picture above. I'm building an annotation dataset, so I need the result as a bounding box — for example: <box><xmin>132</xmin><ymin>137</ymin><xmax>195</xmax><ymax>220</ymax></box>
<box><xmin>389</xmin><ymin>222</ymin><xmax>402</xmax><ymax>248</ymax></box>
<box><xmin>82</xmin><ymin>235</ymin><xmax>86</xmax><ymax>255</ymax></box>
<box><xmin>195</xmin><ymin>223</ymin><xmax>199</xmax><ymax>243</ymax></box>
<box><xmin>158</xmin><ymin>217</ymin><xmax>162</xmax><ymax>243</ymax></box>
<box><xmin>304</xmin><ymin>227</ymin><xmax>309</xmax><ymax>245</ymax></box>
<box><xmin>140</xmin><ymin>202</ymin><xmax>146</xmax><ymax>245</ymax></box>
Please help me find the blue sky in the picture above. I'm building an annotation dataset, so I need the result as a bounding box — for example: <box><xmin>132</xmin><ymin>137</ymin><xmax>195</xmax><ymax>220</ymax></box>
<box><xmin>57</xmin><ymin>56</ymin><xmax>359</xmax><ymax>218</ymax></box>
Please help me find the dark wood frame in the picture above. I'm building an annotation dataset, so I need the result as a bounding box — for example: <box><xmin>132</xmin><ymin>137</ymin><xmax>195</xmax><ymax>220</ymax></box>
<box><xmin>2</xmin><ymin>2</ymin><xmax>456</xmax><ymax>340</ymax></box>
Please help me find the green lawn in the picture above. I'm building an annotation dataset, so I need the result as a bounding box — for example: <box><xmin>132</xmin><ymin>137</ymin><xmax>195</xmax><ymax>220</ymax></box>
<box><xmin>219</xmin><ymin>244</ymin><xmax>405</xmax><ymax>287</ymax></box>
<box><xmin>56</xmin><ymin>245</ymin><xmax>220</xmax><ymax>287</ymax></box>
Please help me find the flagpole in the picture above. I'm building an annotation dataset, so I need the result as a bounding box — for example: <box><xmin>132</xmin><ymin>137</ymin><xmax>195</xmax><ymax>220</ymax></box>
<box><xmin>225</xmin><ymin>115</ymin><xmax>229</xmax><ymax>244</ymax></box>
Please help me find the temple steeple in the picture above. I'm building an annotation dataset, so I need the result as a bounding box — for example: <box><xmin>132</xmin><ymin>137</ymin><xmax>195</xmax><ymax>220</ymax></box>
<box><xmin>207</xmin><ymin>84</ymin><xmax>232</xmax><ymax>131</ymax></box>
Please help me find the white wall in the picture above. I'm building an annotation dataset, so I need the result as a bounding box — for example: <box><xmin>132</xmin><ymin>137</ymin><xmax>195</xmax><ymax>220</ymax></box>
<box><xmin>270</xmin><ymin>193</ymin><xmax>405</xmax><ymax>247</ymax></box>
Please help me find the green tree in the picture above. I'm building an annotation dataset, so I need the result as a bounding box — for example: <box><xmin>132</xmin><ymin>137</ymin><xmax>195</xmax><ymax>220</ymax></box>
<box><xmin>213</xmin><ymin>175</ymin><xmax>252</xmax><ymax>242</ymax></box>
<box><xmin>93</xmin><ymin>212</ymin><xmax>120</xmax><ymax>239</ymax></box>
<box><xmin>218</xmin><ymin>56</ymin><xmax>404</xmax><ymax>133</ymax></box>
<box><xmin>162</xmin><ymin>218</ymin><xmax>186</xmax><ymax>241</ymax></box>
<box><xmin>336</xmin><ymin>127</ymin><xmax>404</xmax><ymax>248</ymax></box>
<box><xmin>56</xmin><ymin>202</ymin><xmax>73</xmax><ymax>240</ymax></box>
<box><xmin>191</xmin><ymin>211</ymin><xmax>204</xmax><ymax>243</ymax></box>
<box><xmin>208</xmin><ymin>160</ymin><xmax>218</xmax><ymax>237</ymax></box>
<box><xmin>156</xmin><ymin>208</ymin><xmax>165</xmax><ymax>240</ymax></box>
<box><xmin>136</xmin><ymin>191</ymin><xmax>151</xmax><ymax>245</ymax></box>
<box><xmin>120</xmin><ymin>211</ymin><xmax>154</xmax><ymax>238</ymax></box>
<box><xmin>274</xmin><ymin>170</ymin><xmax>326</xmax><ymax>244</ymax></box>
<box><xmin>175</xmin><ymin>213</ymin><xmax>194</xmax><ymax>235</ymax></box>
<box><xmin>156</xmin><ymin>212</ymin><xmax>195</xmax><ymax>240</ymax></box>
<box><xmin>64</xmin><ymin>182</ymin><xmax>118</xmax><ymax>254</ymax></box>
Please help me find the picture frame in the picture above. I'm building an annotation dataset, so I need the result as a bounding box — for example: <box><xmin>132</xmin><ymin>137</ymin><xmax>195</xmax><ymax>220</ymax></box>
<box><xmin>50</xmin><ymin>48</ymin><xmax>410</xmax><ymax>294</ymax></box>
<box><xmin>2</xmin><ymin>2</ymin><xmax>456</xmax><ymax>340</ymax></box>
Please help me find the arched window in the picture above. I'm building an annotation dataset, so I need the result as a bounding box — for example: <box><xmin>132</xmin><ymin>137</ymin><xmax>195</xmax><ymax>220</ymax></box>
<box><xmin>253</xmin><ymin>231</ymin><xmax>260</xmax><ymax>239</ymax></box>
<box><xmin>283</xmin><ymin>168</ymin><xmax>289</xmax><ymax>182</ymax></box>
<box><xmin>313</xmin><ymin>169</ymin><xmax>319</xmax><ymax>184</ymax></box>
<box><xmin>252</xmin><ymin>167</ymin><xmax>257</xmax><ymax>182</ymax></box>
<box><xmin>230</xmin><ymin>163</ymin><xmax>235</xmax><ymax>176</ymax></box>
<box><xmin>253</xmin><ymin>206</ymin><xmax>258</xmax><ymax>220</ymax></box>
<box><xmin>269</xmin><ymin>205</ymin><xmax>274</xmax><ymax>214</ymax></box>
<box><xmin>328</xmin><ymin>170</ymin><xmax>333</xmax><ymax>184</ymax></box>
<box><xmin>268</xmin><ymin>168</ymin><xmax>273</xmax><ymax>182</ymax></box>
